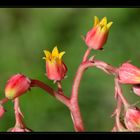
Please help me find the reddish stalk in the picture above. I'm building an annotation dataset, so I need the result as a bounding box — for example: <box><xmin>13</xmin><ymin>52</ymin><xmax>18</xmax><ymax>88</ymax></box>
<box><xmin>70</xmin><ymin>52</ymin><xmax>118</xmax><ymax>131</ymax></box>
<box><xmin>14</xmin><ymin>98</ymin><xmax>25</xmax><ymax>128</ymax></box>
<box><xmin>113</xmin><ymin>77</ymin><xmax>130</xmax><ymax>131</ymax></box>
<box><xmin>70</xmin><ymin>59</ymin><xmax>95</xmax><ymax>131</ymax></box>
<box><xmin>82</xmin><ymin>48</ymin><xmax>92</xmax><ymax>62</ymax></box>
<box><xmin>93</xmin><ymin>59</ymin><xmax>117</xmax><ymax>75</ymax></box>
<box><xmin>30</xmin><ymin>79</ymin><xmax>70</xmax><ymax>108</ymax></box>
<box><xmin>114</xmin><ymin>78</ymin><xmax>130</xmax><ymax>109</ymax></box>
<box><xmin>57</xmin><ymin>81</ymin><xmax>63</xmax><ymax>94</ymax></box>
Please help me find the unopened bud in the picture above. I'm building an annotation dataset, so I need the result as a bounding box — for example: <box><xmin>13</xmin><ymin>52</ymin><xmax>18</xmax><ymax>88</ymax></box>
<box><xmin>124</xmin><ymin>107</ymin><xmax>140</xmax><ymax>131</ymax></box>
<box><xmin>84</xmin><ymin>16</ymin><xmax>113</xmax><ymax>50</ymax></box>
<box><xmin>118</xmin><ymin>62</ymin><xmax>140</xmax><ymax>84</ymax></box>
<box><xmin>5</xmin><ymin>74</ymin><xmax>31</xmax><ymax>99</ymax></box>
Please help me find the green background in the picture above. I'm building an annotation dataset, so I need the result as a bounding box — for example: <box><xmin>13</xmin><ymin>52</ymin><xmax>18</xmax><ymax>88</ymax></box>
<box><xmin>0</xmin><ymin>8</ymin><xmax>140</xmax><ymax>132</ymax></box>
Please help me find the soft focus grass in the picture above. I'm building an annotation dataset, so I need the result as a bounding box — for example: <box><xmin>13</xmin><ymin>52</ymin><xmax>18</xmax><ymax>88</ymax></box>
<box><xmin>0</xmin><ymin>8</ymin><xmax>140</xmax><ymax>131</ymax></box>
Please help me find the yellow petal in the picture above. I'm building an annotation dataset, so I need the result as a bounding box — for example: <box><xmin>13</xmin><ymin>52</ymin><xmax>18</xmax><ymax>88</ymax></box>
<box><xmin>52</xmin><ymin>46</ymin><xmax>59</xmax><ymax>57</ymax></box>
<box><xmin>44</xmin><ymin>50</ymin><xmax>51</xmax><ymax>58</ymax></box>
<box><xmin>59</xmin><ymin>51</ymin><xmax>65</xmax><ymax>59</ymax></box>
<box><xmin>100</xmin><ymin>17</ymin><xmax>107</xmax><ymax>26</ymax></box>
<box><xmin>101</xmin><ymin>26</ymin><xmax>107</xmax><ymax>32</ymax></box>
<box><xmin>107</xmin><ymin>21</ymin><xmax>113</xmax><ymax>29</ymax></box>
<box><xmin>94</xmin><ymin>16</ymin><xmax>99</xmax><ymax>27</ymax></box>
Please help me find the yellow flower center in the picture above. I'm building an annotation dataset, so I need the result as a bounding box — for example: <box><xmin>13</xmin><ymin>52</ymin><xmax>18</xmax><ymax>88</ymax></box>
<box><xmin>43</xmin><ymin>46</ymin><xmax>65</xmax><ymax>64</ymax></box>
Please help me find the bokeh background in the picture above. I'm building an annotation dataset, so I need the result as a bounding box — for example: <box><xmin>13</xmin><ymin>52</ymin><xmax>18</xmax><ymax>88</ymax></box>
<box><xmin>0</xmin><ymin>8</ymin><xmax>140</xmax><ymax>132</ymax></box>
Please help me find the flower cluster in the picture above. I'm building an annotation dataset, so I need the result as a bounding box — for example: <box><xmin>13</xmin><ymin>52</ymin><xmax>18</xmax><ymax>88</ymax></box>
<box><xmin>0</xmin><ymin>15</ymin><xmax>140</xmax><ymax>132</ymax></box>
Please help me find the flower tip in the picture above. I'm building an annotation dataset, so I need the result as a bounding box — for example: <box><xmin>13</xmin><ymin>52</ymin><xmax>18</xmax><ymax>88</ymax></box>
<box><xmin>59</xmin><ymin>51</ymin><xmax>65</xmax><ymax>59</ymax></box>
<box><xmin>54</xmin><ymin>46</ymin><xmax>58</xmax><ymax>50</ymax></box>
<box><xmin>94</xmin><ymin>16</ymin><xmax>99</xmax><ymax>27</ymax></box>
<box><xmin>107</xmin><ymin>21</ymin><xmax>113</xmax><ymax>29</ymax></box>
<box><xmin>53</xmin><ymin>46</ymin><xmax>58</xmax><ymax>51</ymax></box>
<box><xmin>52</xmin><ymin>46</ymin><xmax>59</xmax><ymax>57</ymax></box>
<box><xmin>100</xmin><ymin>17</ymin><xmax>107</xmax><ymax>26</ymax></box>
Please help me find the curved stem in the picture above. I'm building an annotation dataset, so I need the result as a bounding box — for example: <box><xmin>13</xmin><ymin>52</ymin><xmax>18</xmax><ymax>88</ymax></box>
<box><xmin>113</xmin><ymin>77</ymin><xmax>131</xmax><ymax>132</ymax></box>
<box><xmin>82</xmin><ymin>48</ymin><xmax>92</xmax><ymax>62</ymax></box>
<box><xmin>70</xmin><ymin>56</ymin><xmax>118</xmax><ymax>131</ymax></box>
<box><xmin>71</xmin><ymin>59</ymin><xmax>117</xmax><ymax>101</ymax></box>
<box><xmin>30</xmin><ymin>79</ymin><xmax>70</xmax><ymax>108</ymax></box>
<box><xmin>71</xmin><ymin>61</ymin><xmax>94</xmax><ymax>100</ymax></box>
<box><xmin>114</xmin><ymin>78</ymin><xmax>130</xmax><ymax>109</ymax></box>
<box><xmin>115</xmin><ymin>97</ymin><xmax>126</xmax><ymax>131</ymax></box>
<box><xmin>70</xmin><ymin>61</ymin><xmax>94</xmax><ymax>132</ymax></box>
<box><xmin>93</xmin><ymin>59</ymin><xmax>117</xmax><ymax>75</ymax></box>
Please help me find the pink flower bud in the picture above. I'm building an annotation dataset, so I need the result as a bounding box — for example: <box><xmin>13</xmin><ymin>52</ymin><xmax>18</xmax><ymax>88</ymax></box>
<box><xmin>43</xmin><ymin>46</ymin><xmax>67</xmax><ymax>81</ymax></box>
<box><xmin>5</xmin><ymin>74</ymin><xmax>31</xmax><ymax>99</ymax></box>
<box><xmin>132</xmin><ymin>84</ymin><xmax>140</xmax><ymax>96</ymax></box>
<box><xmin>124</xmin><ymin>107</ymin><xmax>140</xmax><ymax>131</ymax></box>
<box><xmin>118</xmin><ymin>62</ymin><xmax>140</xmax><ymax>84</ymax></box>
<box><xmin>84</xmin><ymin>16</ymin><xmax>113</xmax><ymax>50</ymax></box>
<box><xmin>0</xmin><ymin>105</ymin><xmax>5</xmax><ymax>118</ymax></box>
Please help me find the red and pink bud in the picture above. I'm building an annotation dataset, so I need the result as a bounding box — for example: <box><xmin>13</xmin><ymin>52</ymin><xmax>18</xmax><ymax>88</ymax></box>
<box><xmin>5</xmin><ymin>74</ymin><xmax>31</xmax><ymax>99</ymax></box>
<box><xmin>84</xmin><ymin>16</ymin><xmax>113</xmax><ymax>50</ymax></box>
<box><xmin>118</xmin><ymin>62</ymin><xmax>140</xmax><ymax>84</ymax></box>
<box><xmin>124</xmin><ymin>107</ymin><xmax>140</xmax><ymax>131</ymax></box>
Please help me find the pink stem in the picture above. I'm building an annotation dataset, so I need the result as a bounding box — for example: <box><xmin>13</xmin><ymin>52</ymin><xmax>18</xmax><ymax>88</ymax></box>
<box><xmin>70</xmin><ymin>61</ymin><xmax>94</xmax><ymax>132</ymax></box>
<box><xmin>31</xmin><ymin>79</ymin><xmax>70</xmax><ymax>108</ymax></box>
<box><xmin>82</xmin><ymin>48</ymin><xmax>92</xmax><ymax>62</ymax></box>
<box><xmin>57</xmin><ymin>81</ymin><xmax>63</xmax><ymax>94</ymax></box>
<box><xmin>93</xmin><ymin>59</ymin><xmax>117</xmax><ymax>75</ymax></box>
<box><xmin>70</xmin><ymin>59</ymin><xmax>117</xmax><ymax>101</ymax></box>
<box><xmin>114</xmin><ymin>78</ymin><xmax>130</xmax><ymax>109</ymax></box>
<box><xmin>114</xmin><ymin>79</ymin><xmax>128</xmax><ymax>131</ymax></box>
<box><xmin>14</xmin><ymin>98</ymin><xmax>25</xmax><ymax>128</ymax></box>
<box><xmin>71</xmin><ymin>61</ymin><xmax>94</xmax><ymax>100</ymax></box>
<box><xmin>115</xmin><ymin>97</ymin><xmax>126</xmax><ymax>131</ymax></box>
<box><xmin>70</xmin><ymin>57</ymin><xmax>118</xmax><ymax>132</ymax></box>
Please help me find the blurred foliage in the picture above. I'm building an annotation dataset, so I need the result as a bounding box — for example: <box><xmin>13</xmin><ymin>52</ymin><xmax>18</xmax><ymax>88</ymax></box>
<box><xmin>0</xmin><ymin>8</ymin><xmax>140</xmax><ymax>131</ymax></box>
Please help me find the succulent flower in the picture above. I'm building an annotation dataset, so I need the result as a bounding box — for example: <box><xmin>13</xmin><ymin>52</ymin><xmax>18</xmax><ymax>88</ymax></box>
<box><xmin>43</xmin><ymin>46</ymin><xmax>67</xmax><ymax>81</ymax></box>
<box><xmin>84</xmin><ymin>16</ymin><xmax>113</xmax><ymax>50</ymax></box>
